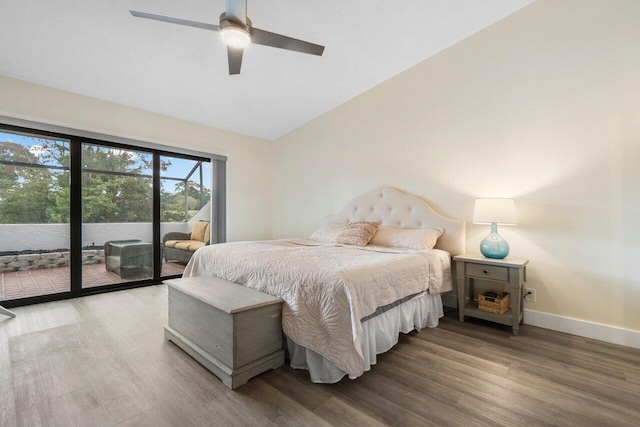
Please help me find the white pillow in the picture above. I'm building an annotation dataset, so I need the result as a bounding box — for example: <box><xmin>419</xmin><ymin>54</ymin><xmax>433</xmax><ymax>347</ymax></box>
<box><xmin>309</xmin><ymin>223</ymin><xmax>346</xmax><ymax>243</ymax></box>
<box><xmin>369</xmin><ymin>226</ymin><xmax>443</xmax><ymax>250</ymax></box>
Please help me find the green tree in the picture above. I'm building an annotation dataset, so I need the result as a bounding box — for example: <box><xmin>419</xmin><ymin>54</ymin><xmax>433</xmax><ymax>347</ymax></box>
<box><xmin>0</xmin><ymin>141</ymin><xmax>66</xmax><ymax>223</ymax></box>
<box><xmin>160</xmin><ymin>177</ymin><xmax>211</xmax><ymax>222</ymax></box>
<box><xmin>79</xmin><ymin>144</ymin><xmax>155</xmax><ymax>223</ymax></box>
<box><xmin>1</xmin><ymin>136</ymin><xmax>209</xmax><ymax>225</ymax></box>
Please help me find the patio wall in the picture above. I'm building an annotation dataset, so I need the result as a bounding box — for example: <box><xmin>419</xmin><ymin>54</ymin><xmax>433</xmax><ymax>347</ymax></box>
<box><xmin>0</xmin><ymin>222</ymin><xmax>190</xmax><ymax>252</ymax></box>
<box><xmin>0</xmin><ymin>250</ymin><xmax>102</xmax><ymax>273</ymax></box>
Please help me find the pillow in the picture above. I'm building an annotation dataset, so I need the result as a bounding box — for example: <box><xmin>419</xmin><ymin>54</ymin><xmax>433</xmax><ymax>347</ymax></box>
<box><xmin>190</xmin><ymin>221</ymin><xmax>210</xmax><ymax>242</ymax></box>
<box><xmin>203</xmin><ymin>222</ymin><xmax>211</xmax><ymax>244</ymax></box>
<box><xmin>309</xmin><ymin>223</ymin><xmax>346</xmax><ymax>243</ymax></box>
<box><xmin>333</xmin><ymin>222</ymin><xmax>379</xmax><ymax>246</ymax></box>
<box><xmin>370</xmin><ymin>226</ymin><xmax>443</xmax><ymax>250</ymax></box>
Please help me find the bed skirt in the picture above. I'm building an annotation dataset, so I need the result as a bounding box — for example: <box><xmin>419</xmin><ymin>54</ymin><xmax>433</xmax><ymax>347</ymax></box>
<box><xmin>285</xmin><ymin>292</ymin><xmax>443</xmax><ymax>383</ymax></box>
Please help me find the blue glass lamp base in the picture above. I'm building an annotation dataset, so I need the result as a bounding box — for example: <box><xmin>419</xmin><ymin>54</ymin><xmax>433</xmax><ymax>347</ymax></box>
<box><xmin>480</xmin><ymin>223</ymin><xmax>510</xmax><ymax>259</ymax></box>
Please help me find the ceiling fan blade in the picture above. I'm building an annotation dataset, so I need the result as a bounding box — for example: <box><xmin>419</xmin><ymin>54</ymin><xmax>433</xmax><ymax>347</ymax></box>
<box><xmin>225</xmin><ymin>0</ymin><xmax>247</xmax><ymax>25</ymax></box>
<box><xmin>130</xmin><ymin>11</ymin><xmax>219</xmax><ymax>32</ymax></box>
<box><xmin>251</xmin><ymin>28</ymin><xmax>324</xmax><ymax>56</ymax></box>
<box><xmin>227</xmin><ymin>47</ymin><xmax>244</xmax><ymax>75</ymax></box>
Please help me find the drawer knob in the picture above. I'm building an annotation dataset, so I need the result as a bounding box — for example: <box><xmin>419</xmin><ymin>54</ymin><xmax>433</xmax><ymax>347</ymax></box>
<box><xmin>483</xmin><ymin>269</ymin><xmax>489</xmax><ymax>274</ymax></box>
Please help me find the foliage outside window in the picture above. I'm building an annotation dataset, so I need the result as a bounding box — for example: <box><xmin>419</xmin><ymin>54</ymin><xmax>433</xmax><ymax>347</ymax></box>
<box><xmin>0</xmin><ymin>137</ymin><xmax>69</xmax><ymax>223</ymax></box>
<box><xmin>0</xmin><ymin>133</ymin><xmax>210</xmax><ymax>224</ymax></box>
<box><xmin>160</xmin><ymin>155</ymin><xmax>211</xmax><ymax>223</ymax></box>
<box><xmin>81</xmin><ymin>144</ymin><xmax>154</xmax><ymax>223</ymax></box>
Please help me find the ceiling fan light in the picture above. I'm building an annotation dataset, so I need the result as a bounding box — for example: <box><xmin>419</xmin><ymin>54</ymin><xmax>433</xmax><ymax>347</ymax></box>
<box><xmin>220</xmin><ymin>26</ymin><xmax>251</xmax><ymax>48</ymax></box>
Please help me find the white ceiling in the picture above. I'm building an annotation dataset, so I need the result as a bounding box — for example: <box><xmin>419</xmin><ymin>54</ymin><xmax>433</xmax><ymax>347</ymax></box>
<box><xmin>0</xmin><ymin>0</ymin><xmax>534</xmax><ymax>140</ymax></box>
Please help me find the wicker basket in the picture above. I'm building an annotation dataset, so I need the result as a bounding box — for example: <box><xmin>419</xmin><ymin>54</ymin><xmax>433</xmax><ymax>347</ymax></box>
<box><xmin>478</xmin><ymin>292</ymin><xmax>510</xmax><ymax>314</ymax></box>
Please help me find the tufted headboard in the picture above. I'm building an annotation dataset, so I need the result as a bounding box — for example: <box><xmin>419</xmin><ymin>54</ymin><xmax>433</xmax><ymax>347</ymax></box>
<box><xmin>326</xmin><ymin>187</ymin><xmax>466</xmax><ymax>257</ymax></box>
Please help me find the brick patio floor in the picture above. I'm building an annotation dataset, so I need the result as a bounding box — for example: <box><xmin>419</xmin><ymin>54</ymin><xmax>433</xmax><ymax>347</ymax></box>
<box><xmin>0</xmin><ymin>261</ymin><xmax>185</xmax><ymax>302</ymax></box>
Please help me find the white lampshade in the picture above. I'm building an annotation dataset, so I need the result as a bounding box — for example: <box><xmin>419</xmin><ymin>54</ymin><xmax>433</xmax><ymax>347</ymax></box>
<box><xmin>473</xmin><ymin>199</ymin><xmax>517</xmax><ymax>225</ymax></box>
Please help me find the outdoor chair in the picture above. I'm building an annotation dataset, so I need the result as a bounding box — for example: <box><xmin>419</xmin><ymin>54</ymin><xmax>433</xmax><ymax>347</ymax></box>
<box><xmin>163</xmin><ymin>220</ymin><xmax>210</xmax><ymax>264</ymax></box>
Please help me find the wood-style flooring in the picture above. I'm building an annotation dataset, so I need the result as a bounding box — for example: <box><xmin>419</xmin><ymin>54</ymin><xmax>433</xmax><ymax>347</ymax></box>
<box><xmin>1</xmin><ymin>284</ymin><xmax>639</xmax><ymax>426</ymax></box>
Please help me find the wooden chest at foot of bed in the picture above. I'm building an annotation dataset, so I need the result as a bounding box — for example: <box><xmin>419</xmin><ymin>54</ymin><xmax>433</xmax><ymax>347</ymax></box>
<box><xmin>164</xmin><ymin>276</ymin><xmax>284</xmax><ymax>389</ymax></box>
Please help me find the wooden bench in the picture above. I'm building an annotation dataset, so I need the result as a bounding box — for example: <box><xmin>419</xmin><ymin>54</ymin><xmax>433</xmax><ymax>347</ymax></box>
<box><xmin>164</xmin><ymin>276</ymin><xmax>284</xmax><ymax>389</ymax></box>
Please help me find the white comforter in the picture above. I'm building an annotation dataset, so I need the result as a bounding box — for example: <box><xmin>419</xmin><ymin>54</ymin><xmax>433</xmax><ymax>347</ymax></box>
<box><xmin>183</xmin><ymin>239</ymin><xmax>452</xmax><ymax>377</ymax></box>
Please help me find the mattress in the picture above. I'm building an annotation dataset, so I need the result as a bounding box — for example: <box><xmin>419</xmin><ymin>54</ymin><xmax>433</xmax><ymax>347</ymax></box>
<box><xmin>183</xmin><ymin>239</ymin><xmax>452</xmax><ymax>378</ymax></box>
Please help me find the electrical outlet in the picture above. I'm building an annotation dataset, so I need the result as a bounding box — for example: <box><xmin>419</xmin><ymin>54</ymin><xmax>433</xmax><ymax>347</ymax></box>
<box><xmin>524</xmin><ymin>288</ymin><xmax>536</xmax><ymax>302</ymax></box>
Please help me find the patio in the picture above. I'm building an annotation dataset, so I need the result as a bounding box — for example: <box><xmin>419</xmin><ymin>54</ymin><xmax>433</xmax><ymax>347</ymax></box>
<box><xmin>0</xmin><ymin>261</ymin><xmax>185</xmax><ymax>301</ymax></box>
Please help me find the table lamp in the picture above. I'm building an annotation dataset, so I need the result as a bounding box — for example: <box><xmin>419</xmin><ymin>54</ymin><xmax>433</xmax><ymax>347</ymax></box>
<box><xmin>473</xmin><ymin>199</ymin><xmax>517</xmax><ymax>259</ymax></box>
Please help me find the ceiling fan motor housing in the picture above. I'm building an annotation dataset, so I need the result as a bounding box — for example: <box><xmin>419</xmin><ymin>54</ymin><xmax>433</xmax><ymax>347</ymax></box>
<box><xmin>219</xmin><ymin>13</ymin><xmax>252</xmax><ymax>48</ymax></box>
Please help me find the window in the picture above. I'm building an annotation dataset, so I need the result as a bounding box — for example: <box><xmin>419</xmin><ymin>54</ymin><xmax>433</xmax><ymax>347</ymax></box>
<box><xmin>0</xmin><ymin>122</ymin><xmax>225</xmax><ymax>306</ymax></box>
<box><xmin>0</xmin><ymin>131</ymin><xmax>70</xmax><ymax>300</ymax></box>
<box><xmin>160</xmin><ymin>155</ymin><xmax>211</xmax><ymax>277</ymax></box>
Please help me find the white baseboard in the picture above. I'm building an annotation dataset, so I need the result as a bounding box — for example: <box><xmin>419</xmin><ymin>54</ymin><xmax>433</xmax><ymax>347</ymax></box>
<box><xmin>524</xmin><ymin>309</ymin><xmax>640</xmax><ymax>350</ymax></box>
<box><xmin>441</xmin><ymin>294</ymin><xmax>639</xmax><ymax>350</ymax></box>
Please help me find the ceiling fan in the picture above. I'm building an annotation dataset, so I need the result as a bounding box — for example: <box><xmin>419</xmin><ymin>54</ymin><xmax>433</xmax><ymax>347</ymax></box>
<box><xmin>130</xmin><ymin>0</ymin><xmax>325</xmax><ymax>75</ymax></box>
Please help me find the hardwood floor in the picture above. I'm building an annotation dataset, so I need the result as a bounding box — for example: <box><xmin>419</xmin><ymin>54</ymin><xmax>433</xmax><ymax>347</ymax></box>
<box><xmin>1</xmin><ymin>284</ymin><xmax>639</xmax><ymax>426</ymax></box>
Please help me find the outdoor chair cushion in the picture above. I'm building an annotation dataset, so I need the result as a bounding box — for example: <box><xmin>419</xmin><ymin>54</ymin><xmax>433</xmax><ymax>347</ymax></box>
<box><xmin>165</xmin><ymin>239</ymin><xmax>203</xmax><ymax>248</ymax></box>
<box><xmin>174</xmin><ymin>241</ymin><xmax>206</xmax><ymax>252</ymax></box>
<box><xmin>190</xmin><ymin>221</ymin><xmax>210</xmax><ymax>242</ymax></box>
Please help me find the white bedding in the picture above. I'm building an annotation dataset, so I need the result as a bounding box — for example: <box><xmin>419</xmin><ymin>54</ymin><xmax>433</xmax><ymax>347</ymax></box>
<box><xmin>288</xmin><ymin>291</ymin><xmax>444</xmax><ymax>383</ymax></box>
<box><xmin>183</xmin><ymin>238</ymin><xmax>452</xmax><ymax>378</ymax></box>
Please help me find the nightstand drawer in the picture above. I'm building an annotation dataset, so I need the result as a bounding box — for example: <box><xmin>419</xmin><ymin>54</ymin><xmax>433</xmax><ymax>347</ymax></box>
<box><xmin>466</xmin><ymin>263</ymin><xmax>509</xmax><ymax>281</ymax></box>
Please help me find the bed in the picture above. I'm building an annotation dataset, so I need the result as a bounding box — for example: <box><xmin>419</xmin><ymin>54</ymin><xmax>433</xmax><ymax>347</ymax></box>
<box><xmin>183</xmin><ymin>187</ymin><xmax>465</xmax><ymax>383</ymax></box>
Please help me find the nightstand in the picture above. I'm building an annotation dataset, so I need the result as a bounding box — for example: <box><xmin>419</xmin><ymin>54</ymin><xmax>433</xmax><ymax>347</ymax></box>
<box><xmin>453</xmin><ymin>254</ymin><xmax>529</xmax><ymax>335</ymax></box>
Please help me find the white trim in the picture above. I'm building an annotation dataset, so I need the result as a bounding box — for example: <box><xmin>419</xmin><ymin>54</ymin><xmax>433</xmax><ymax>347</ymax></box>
<box><xmin>524</xmin><ymin>309</ymin><xmax>640</xmax><ymax>350</ymax></box>
<box><xmin>440</xmin><ymin>294</ymin><xmax>639</xmax><ymax>349</ymax></box>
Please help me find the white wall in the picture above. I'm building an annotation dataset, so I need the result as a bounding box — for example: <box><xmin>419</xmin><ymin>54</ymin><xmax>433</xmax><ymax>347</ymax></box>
<box><xmin>0</xmin><ymin>75</ymin><xmax>273</xmax><ymax>242</ymax></box>
<box><xmin>0</xmin><ymin>222</ymin><xmax>190</xmax><ymax>252</ymax></box>
<box><xmin>273</xmin><ymin>0</ymin><xmax>640</xmax><ymax>332</ymax></box>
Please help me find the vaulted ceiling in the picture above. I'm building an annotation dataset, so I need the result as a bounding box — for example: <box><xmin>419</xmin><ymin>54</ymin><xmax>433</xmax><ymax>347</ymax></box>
<box><xmin>0</xmin><ymin>0</ymin><xmax>534</xmax><ymax>140</ymax></box>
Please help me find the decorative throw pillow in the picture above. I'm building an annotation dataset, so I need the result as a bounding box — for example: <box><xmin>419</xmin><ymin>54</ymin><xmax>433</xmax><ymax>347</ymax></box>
<box><xmin>190</xmin><ymin>221</ymin><xmax>209</xmax><ymax>242</ymax></box>
<box><xmin>333</xmin><ymin>222</ymin><xmax>379</xmax><ymax>246</ymax></box>
<box><xmin>370</xmin><ymin>226</ymin><xmax>443</xmax><ymax>250</ymax></box>
<box><xmin>202</xmin><ymin>223</ymin><xmax>211</xmax><ymax>244</ymax></box>
<box><xmin>309</xmin><ymin>223</ymin><xmax>347</xmax><ymax>243</ymax></box>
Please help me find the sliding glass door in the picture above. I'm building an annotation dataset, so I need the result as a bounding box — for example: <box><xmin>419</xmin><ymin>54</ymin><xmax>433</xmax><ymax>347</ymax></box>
<box><xmin>160</xmin><ymin>155</ymin><xmax>212</xmax><ymax>277</ymax></box>
<box><xmin>0</xmin><ymin>130</ymin><xmax>70</xmax><ymax>302</ymax></box>
<box><xmin>0</xmin><ymin>121</ymin><xmax>224</xmax><ymax>307</ymax></box>
<box><xmin>81</xmin><ymin>143</ymin><xmax>154</xmax><ymax>288</ymax></box>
